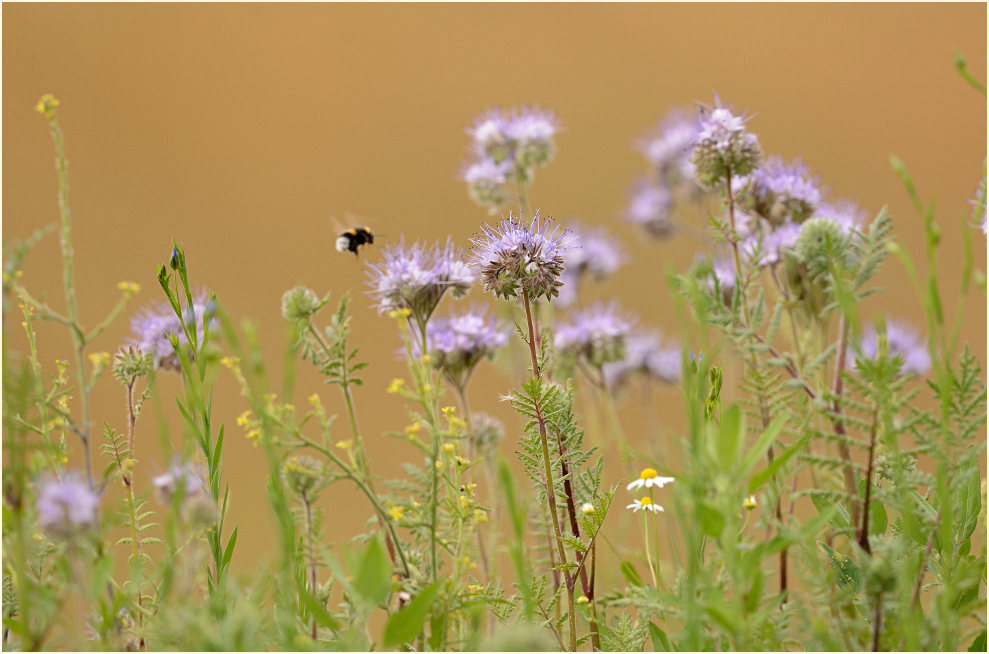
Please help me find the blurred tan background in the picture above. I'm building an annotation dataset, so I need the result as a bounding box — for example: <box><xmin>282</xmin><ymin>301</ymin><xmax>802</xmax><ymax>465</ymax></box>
<box><xmin>4</xmin><ymin>3</ymin><xmax>986</xmax><ymax>581</ymax></box>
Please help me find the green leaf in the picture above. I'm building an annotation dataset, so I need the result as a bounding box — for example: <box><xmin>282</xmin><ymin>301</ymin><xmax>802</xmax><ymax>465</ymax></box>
<box><xmin>383</xmin><ymin>583</ymin><xmax>438</xmax><ymax>647</ymax></box>
<box><xmin>818</xmin><ymin>541</ymin><xmax>861</xmax><ymax>592</ymax></box>
<box><xmin>968</xmin><ymin>630</ymin><xmax>986</xmax><ymax>652</ymax></box>
<box><xmin>428</xmin><ymin>612</ymin><xmax>445</xmax><ymax>651</ymax></box>
<box><xmin>739</xmin><ymin>414</ymin><xmax>788</xmax><ymax>478</ymax></box>
<box><xmin>648</xmin><ymin>622</ymin><xmax>672</xmax><ymax>652</ymax></box>
<box><xmin>810</xmin><ymin>494</ymin><xmax>851</xmax><ymax>531</ymax></box>
<box><xmin>620</xmin><ymin>560</ymin><xmax>644</xmax><ymax>587</ymax></box>
<box><xmin>954</xmin><ymin>452</ymin><xmax>982</xmax><ymax>547</ymax></box>
<box><xmin>353</xmin><ymin>537</ymin><xmax>392</xmax><ymax>606</ymax></box>
<box><xmin>300</xmin><ymin>587</ymin><xmax>339</xmax><ymax>632</ymax></box>
<box><xmin>698</xmin><ymin>501</ymin><xmax>725</xmax><ymax>538</ymax></box>
<box><xmin>716</xmin><ymin>405</ymin><xmax>742</xmax><ymax>469</ymax></box>
<box><xmin>748</xmin><ymin>431</ymin><xmax>808</xmax><ymax>493</ymax></box>
<box><xmin>221</xmin><ymin>526</ymin><xmax>238</xmax><ymax>572</ymax></box>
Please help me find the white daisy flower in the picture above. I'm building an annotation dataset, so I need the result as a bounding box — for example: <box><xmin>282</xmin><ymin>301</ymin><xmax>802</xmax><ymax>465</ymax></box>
<box><xmin>626</xmin><ymin>496</ymin><xmax>664</xmax><ymax>514</ymax></box>
<box><xmin>744</xmin><ymin>495</ymin><xmax>757</xmax><ymax>510</ymax></box>
<box><xmin>626</xmin><ymin>467</ymin><xmax>675</xmax><ymax>491</ymax></box>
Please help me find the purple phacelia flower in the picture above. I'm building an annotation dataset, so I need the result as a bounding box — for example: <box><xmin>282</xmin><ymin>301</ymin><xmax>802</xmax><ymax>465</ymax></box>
<box><xmin>742</xmin><ymin>156</ymin><xmax>822</xmax><ymax>225</ymax></box>
<box><xmin>468</xmin><ymin>211</ymin><xmax>573</xmax><ymax>302</ymax></box>
<box><xmin>466</xmin><ymin>106</ymin><xmax>560</xmax><ymax>172</ymax></box>
<box><xmin>638</xmin><ymin>108</ymin><xmax>701</xmax><ymax>182</ymax></box>
<box><xmin>419</xmin><ymin>307</ymin><xmax>509</xmax><ymax>390</ymax></box>
<box><xmin>626</xmin><ymin>179</ymin><xmax>674</xmax><ymax>238</ymax></box>
<box><xmin>461</xmin><ymin>158</ymin><xmax>513</xmax><ymax>212</ymax></box>
<box><xmin>153</xmin><ymin>457</ymin><xmax>208</xmax><ymax>505</ymax></box>
<box><xmin>467</xmin><ymin>109</ymin><xmax>511</xmax><ymax>162</ymax></box>
<box><xmin>366</xmin><ymin>240</ymin><xmax>474</xmax><ymax>329</ymax></box>
<box><xmin>856</xmin><ymin>321</ymin><xmax>931</xmax><ymax>376</ymax></box>
<box><xmin>740</xmin><ymin>222</ymin><xmax>802</xmax><ymax>267</ymax></box>
<box><xmin>557</xmin><ymin>224</ymin><xmax>626</xmax><ymax>307</ymax></box>
<box><xmin>130</xmin><ymin>294</ymin><xmax>215</xmax><ymax>372</ymax></box>
<box><xmin>816</xmin><ymin>199</ymin><xmax>867</xmax><ymax>236</ymax></box>
<box><xmin>691</xmin><ymin>97</ymin><xmax>762</xmax><ymax>187</ymax></box>
<box><xmin>37</xmin><ymin>475</ymin><xmax>99</xmax><ymax>538</ymax></box>
<box><xmin>555</xmin><ymin>302</ymin><xmax>635</xmax><ymax>368</ymax></box>
<box><xmin>602</xmin><ymin>330</ymin><xmax>681</xmax><ymax>389</ymax></box>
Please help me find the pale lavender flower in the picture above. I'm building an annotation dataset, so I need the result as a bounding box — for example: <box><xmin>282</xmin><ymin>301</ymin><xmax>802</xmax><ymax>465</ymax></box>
<box><xmin>504</xmin><ymin>107</ymin><xmax>560</xmax><ymax>169</ymax></box>
<box><xmin>742</xmin><ymin>156</ymin><xmax>822</xmax><ymax>225</ymax></box>
<box><xmin>816</xmin><ymin>199</ymin><xmax>867</xmax><ymax>236</ymax></box>
<box><xmin>130</xmin><ymin>294</ymin><xmax>214</xmax><ymax>372</ymax></box>
<box><xmin>36</xmin><ymin>475</ymin><xmax>99</xmax><ymax>538</ymax></box>
<box><xmin>970</xmin><ymin>176</ymin><xmax>987</xmax><ymax>235</ymax></box>
<box><xmin>419</xmin><ymin>307</ymin><xmax>509</xmax><ymax>390</ymax></box>
<box><xmin>468</xmin><ymin>211</ymin><xmax>573</xmax><ymax>302</ymax></box>
<box><xmin>461</xmin><ymin>158</ymin><xmax>513</xmax><ymax>212</ymax></box>
<box><xmin>626</xmin><ymin>179</ymin><xmax>674</xmax><ymax>238</ymax></box>
<box><xmin>740</xmin><ymin>222</ymin><xmax>802</xmax><ymax>267</ymax></box>
<box><xmin>602</xmin><ymin>330</ymin><xmax>681</xmax><ymax>388</ymax></box>
<box><xmin>555</xmin><ymin>302</ymin><xmax>634</xmax><ymax>367</ymax></box>
<box><xmin>557</xmin><ymin>224</ymin><xmax>626</xmax><ymax>307</ymax></box>
<box><xmin>366</xmin><ymin>239</ymin><xmax>474</xmax><ymax>328</ymax></box>
<box><xmin>638</xmin><ymin>108</ymin><xmax>701</xmax><ymax>182</ymax></box>
<box><xmin>467</xmin><ymin>109</ymin><xmax>511</xmax><ymax>162</ymax></box>
<box><xmin>153</xmin><ymin>457</ymin><xmax>207</xmax><ymax>505</ymax></box>
<box><xmin>856</xmin><ymin>321</ymin><xmax>931</xmax><ymax>376</ymax></box>
<box><xmin>691</xmin><ymin>97</ymin><xmax>762</xmax><ymax>187</ymax></box>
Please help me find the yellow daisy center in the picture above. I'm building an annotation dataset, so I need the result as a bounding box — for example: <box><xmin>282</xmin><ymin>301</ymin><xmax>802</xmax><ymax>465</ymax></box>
<box><xmin>640</xmin><ymin>468</ymin><xmax>658</xmax><ymax>480</ymax></box>
<box><xmin>640</xmin><ymin>497</ymin><xmax>653</xmax><ymax>505</ymax></box>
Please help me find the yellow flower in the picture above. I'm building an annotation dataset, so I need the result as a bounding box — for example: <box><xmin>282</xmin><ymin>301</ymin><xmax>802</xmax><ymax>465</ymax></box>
<box><xmin>387</xmin><ymin>378</ymin><xmax>405</xmax><ymax>394</ymax></box>
<box><xmin>434</xmin><ymin>460</ymin><xmax>444</xmax><ymax>471</ymax></box>
<box><xmin>388</xmin><ymin>308</ymin><xmax>411</xmax><ymax>320</ymax></box>
<box><xmin>442</xmin><ymin>443</ymin><xmax>456</xmax><ymax>454</ymax></box>
<box><xmin>116</xmin><ymin>281</ymin><xmax>140</xmax><ymax>298</ymax></box>
<box><xmin>744</xmin><ymin>495</ymin><xmax>757</xmax><ymax>511</ymax></box>
<box><xmin>35</xmin><ymin>94</ymin><xmax>60</xmax><ymax>117</ymax></box>
<box><xmin>467</xmin><ymin>583</ymin><xmax>484</xmax><ymax>593</ymax></box>
<box><xmin>456</xmin><ymin>456</ymin><xmax>469</xmax><ymax>466</ymax></box>
<box><xmin>236</xmin><ymin>410</ymin><xmax>252</xmax><ymax>428</ymax></box>
<box><xmin>308</xmin><ymin>393</ymin><xmax>322</xmax><ymax>408</ymax></box>
<box><xmin>388</xmin><ymin>505</ymin><xmax>405</xmax><ymax>521</ymax></box>
<box><xmin>459</xmin><ymin>495</ymin><xmax>474</xmax><ymax>509</ymax></box>
<box><xmin>442</xmin><ymin>406</ymin><xmax>457</xmax><ymax>418</ymax></box>
<box><xmin>246</xmin><ymin>428</ymin><xmax>261</xmax><ymax>446</ymax></box>
<box><xmin>422</xmin><ymin>384</ymin><xmax>432</xmax><ymax>393</ymax></box>
<box><xmin>335</xmin><ymin>440</ymin><xmax>354</xmax><ymax>450</ymax></box>
<box><xmin>627</xmin><ymin>467</ymin><xmax>675</xmax><ymax>491</ymax></box>
<box><xmin>472</xmin><ymin>509</ymin><xmax>488</xmax><ymax>523</ymax></box>
<box><xmin>404</xmin><ymin>422</ymin><xmax>422</xmax><ymax>436</ymax></box>
<box><xmin>420</xmin><ymin>354</ymin><xmax>432</xmax><ymax>364</ymax></box>
<box><xmin>220</xmin><ymin>356</ymin><xmax>241</xmax><ymax>370</ymax></box>
<box><xmin>88</xmin><ymin>352</ymin><xmax>111</xmax><ymax>369</ymax></box>
<box><xmin>449</xmin><ymin>416</ymin><xmax>467</xmax><ymax>430</ymax></box>
<box><xmin>576</xmin><ymin>595</ymin><xmax>589</xmax><ymax>605</ymax></box>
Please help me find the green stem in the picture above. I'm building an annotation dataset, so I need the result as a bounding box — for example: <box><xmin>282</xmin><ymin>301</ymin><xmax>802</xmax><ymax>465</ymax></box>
<box><xmin>643</xmin><ymin>512</ymin><xmax>657</xmax><ymax>587</ymax></box>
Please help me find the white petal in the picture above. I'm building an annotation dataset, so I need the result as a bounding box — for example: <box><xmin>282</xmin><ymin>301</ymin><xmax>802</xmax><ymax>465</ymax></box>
<box><xmin>627</xmin><ymin>479</ymin><xmax>645</xmax><ymax>491</ymax></box>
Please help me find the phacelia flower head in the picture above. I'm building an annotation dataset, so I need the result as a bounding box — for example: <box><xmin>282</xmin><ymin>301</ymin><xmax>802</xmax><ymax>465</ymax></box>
<box><xmin>690</xmin><ymin>97</ymin><xmax>762</xmax><ymax>187</ymax></box>
<box><xmin>602</xmin><ymin>330</ymin><xmax>682</xmax><ymax>388</ymax></box>
<box><xmin>36</xmin><ymin>475</ymin><xmax>99</xmax><ymax>538</ymax></box>
<box><xmin>366</xmin><ymin>239</ymin><xmax>474</xmax><ymax>330</ymax></box>
<box><xmin>281</xmin><ymin>286</ymin><xmax>324</xmax><ymax>324</ymax></box>
<box><xmin>741</xmin><ymin>156</ymin><xmax>822</xmax><ymax>225</ymax></box>
<box><xmin>462</xmin><ymin>158</ymin><xmax>513</xmax><ymax>213</ymax></box>
<box><xmin>793</xmin><ymin>216</ymin><xmax>857</xmax><ymax>278</ymax></box>
<box><xmin>129</xmin><ymin>293</ymin><xmax>216</xmax><ymax>372</ymax></box>
<box><xmin>419</xmin><ymin>307</ymin><xmax>509</xmax><ymax>390</ymax></box>
<box><xmin>557</xmin><ymin>224</ymin><xmax>627</xmax><ymax>307</ymax></box>
<box><xmin>153</xmin><ymin>457</ymin><xmax>207</xmax><ymax>505</ymax></box>
<box><xmin>504</xmin><ymin>107</ymin><xmax>561</xmax><ymax>171</ymax></box>
<box><xmin>855</xmin><ymin>321</ymin><xmax>931</xmax><ymax>376</ymax></box>
<box><xmin>467</xmin><ymin>109</ymin><xmax>512</xmax><ymax>163</ymax></box>
<box><xmin>625</xmin><ymin>179</ymin><xmax>675</xmax><ymax>239</ymax></box>
<box><xmin>816</xmin><ymin>199</ymin><xmax>867</xmax><ymax>237</ymax></box>
<box><xmin>555</xmin><ymin>302</ymin><xmax>635</xmax><ymax>368</ymax></box>
<box><xmin>971</xmin><ymin>175</ymin><xmax>987</xmax><ymax>235</ymax></box>
<box><xmin>739</xmin><ymin>221</ymin><xmax>802</xmax><ymax>268</ymax></box>
<box><xmin>468</xmin><ymin>211</ymin><xmax>573</xmax><ymax>302</ymax></box>
<box><xmin>638</xmin><ymin>108</ymin><xmax>702</xmax><ymax>182</ymax></box>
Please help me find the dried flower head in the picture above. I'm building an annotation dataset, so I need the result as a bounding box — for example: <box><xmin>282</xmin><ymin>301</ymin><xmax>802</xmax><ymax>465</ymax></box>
<box><xmin>555</xmin><ymin>302</ymin><xmax>634</xmax><ymax>368</ymax></box>
<box><xmin>691</xmin><ymin>97</ymin><xmax>762</xmax><ymax>187</ymax></box>
<box><xmin>281</xmin><ymin>286</ymin><xmax>323</xmax><ymax>324</ymax></box>
<box><xmin>468</xmin><ymin>211</ymin><xmax>573</xmax><ymax>302</ymax></box>
<box><xmin>366</xmin><ymin>240</ymin><xmax>474</xmax><ymax>330</ymax></box>
<box><xmin>36</xmin><ymin>475</ymin><xmax>99</xmax><ymax>538</ymax></box>
<box><xmin>112</xmin><ymin>345</ymin><xmax>154</xmax><ymax>383</ymax></box>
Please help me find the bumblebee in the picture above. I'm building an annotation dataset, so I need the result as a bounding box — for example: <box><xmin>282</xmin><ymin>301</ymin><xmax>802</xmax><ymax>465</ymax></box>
<box><xmin>336</xmin><ymin>227</ymin><xmax>375</xmax><ymax>256</ymax></box>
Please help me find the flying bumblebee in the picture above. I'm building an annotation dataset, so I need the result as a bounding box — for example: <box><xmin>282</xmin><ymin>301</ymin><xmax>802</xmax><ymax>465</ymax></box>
<box><xmin>335</xmin><ymin>226</ymin><xmax>375</xmax><ymax>257</ymax></box>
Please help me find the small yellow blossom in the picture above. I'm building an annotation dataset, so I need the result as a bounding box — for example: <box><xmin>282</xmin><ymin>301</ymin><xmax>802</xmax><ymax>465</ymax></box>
<box><xmin>116</xmin><ymin>281</ymin><xmax>141</xmax><ymax>298</ymax></box>
<box><xmin>335</xmin><ymin>440</ymin><xmax>354</xmax><ymax>450</ymax></box>
<box><xmin>744</xmin><ymin>495</ymin><xmax>757</xmax><ymax>510</ymax></box>
<box><xmin>388</xmin><ymin>506</ymin><xmax>405</xmax><ymax>521</ymax></box>
<box><xmin>237</xmin><ymin>410</ymin><xmax>252</xmax><ymax>428</ymax></box>
<box><xmin>420</xmin><ymin>354</ymin><xmax>432</xmax><ymax>364</ymax></box>
<box><xmin>52</xmin><ymin>416</ymin><xmax>65</xmax><ymax>428</ymax></box>
<box><xmin>33</xmin><ymin>532</ymin><xmax>44</xmax><ymax>542</ymax></box>
<box><xmin>220</xmin><ymin>356</ymin><xmax>241</xmax><ymax>370</ymax></box>
<box><xmin>404</xmin><ymin>422</ymin><xmax>422</xmax><ymax>436</ymax></box>
<box><xmin>459</xmin><ymin>495</ymin><xmax>474</xmax><ymax>509</ymax></box>
<box><xmin>442</xmin><ymin>443</ymin><xmax>456</xmax><ymax>454</ymax></box>
<box><xmin>422</xmin><ymin>384</ymin><xmax>432</xmax><ymax>393</ymax></box>
<box><xmin>35</xmin><ymin>94</ymin><xmax>60</xmax><ymax>117</ymax></box>
<box><xmin>576</xmin><ymin>595</ymin><xmax>589</xmax><ymax>605</ymax></box>
<box><xmin>308</xmin><ymin>393</ymin><xmax>322</xmax><ymax>408</ymax></box>
<box><xmin>88</xmin><ymin>352</ymin><xmax>111</xmax><ymax>369</ymax></box>
<box><xmin>387</xmin><ymin>378</ymin><xmax>405</xmax><ymax>394</ymax></box>
<box><xmin>246</xmin><ymin>428</ymin><xmax>262</xmax><ymax>446</ymax></box>
<box><xmin>388</xmin><ymin>308</ymin><xmax>411</xmax><ymax>320</ymax></box>
<box><xmin>442</xmin><ymin>406</ymin><xmax>457</xmax><ymax>418</ymax></box>
<box><xmin>449</xmin><ymin>416</ymin><xmax>467</xmax><ymax>430</ymax></box>
<box><xmin>472</xmin><ymin>509</ymin><xmax>488</xmax><ymax>523</ymax></box>
<box><xmin>460</xmin><ymin>556</ymin><xmax>474</xmax><ymax>569</ymax></box>
<box><xmin>434</xmin><ymin>460</ymin><xmax>443</xmax><ymax>471</ymax></box>
<box><xmin>456</xmin><ymin>456</ymin><xmax>469</xmax><ymax>466</ymax></box>
<box><xmin>467</xmin><ymin>583</ymin><xmax>484</xmax><ymax>593</ymax></box>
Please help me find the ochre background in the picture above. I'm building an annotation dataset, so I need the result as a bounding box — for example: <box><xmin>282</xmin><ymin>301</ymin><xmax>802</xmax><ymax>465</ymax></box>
<box><xmin>4</xmin><ymin>3</ymin><xmax>986</xmax><ymax>583</ymax></box>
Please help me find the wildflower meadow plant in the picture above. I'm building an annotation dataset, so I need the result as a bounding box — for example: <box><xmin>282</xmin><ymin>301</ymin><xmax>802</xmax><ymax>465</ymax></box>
<box><xmin>2</xmin><ymin>54</ymin><xmax>986</xmax><ymax>654</ymax></box>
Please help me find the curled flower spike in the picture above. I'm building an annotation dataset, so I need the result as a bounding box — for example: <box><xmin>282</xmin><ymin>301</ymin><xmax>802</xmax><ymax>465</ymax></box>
<box><xmin>626</xmin><ymin>496</ymin><xmax>664</xmax><ymax>514</ymax></box>
<box><xmin>626</xmin><ymin>467</ymin><xmax>675</xmax><ymax>491</ymax></box>
<box><xmin>690</xmin><ymin>96</ymin><xmax>762</xmax><ymax>187</ymax></box>
<box><xmin>468</xmin><ymin>211</ymin><xmax>574</xmax><ymax>302</ymax></box>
